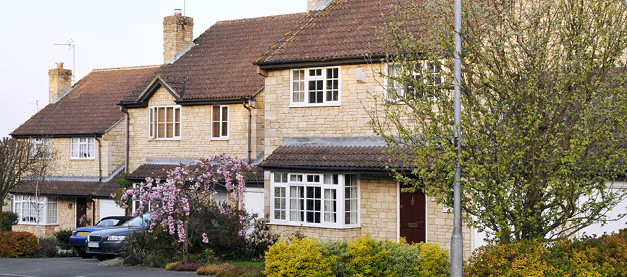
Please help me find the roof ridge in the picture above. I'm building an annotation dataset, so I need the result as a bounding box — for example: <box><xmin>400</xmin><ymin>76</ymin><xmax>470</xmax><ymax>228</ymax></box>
<box><xmin>215</xmin><ymin>12</ymin><xmax>306</xmax><ymax>25</ymax></box>
<box><xmin>92</xmin><ymin>65</ymin><xmax>161</xmax><ymax>72</ymax></box>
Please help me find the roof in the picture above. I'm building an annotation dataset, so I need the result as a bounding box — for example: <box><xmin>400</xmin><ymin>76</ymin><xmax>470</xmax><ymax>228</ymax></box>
<box><xmin>260</xmin><ymin>145</ymin><xmax>411</xmax><ymax>171</ymax></box>
<box><xmin>127</xmin><ymin>163</ymin><xmax>264</xmax><ymax>185</ymax></box>
<box><xmin>256</xmin><ymin>0</ymin><xmax>422</xmax><ymax>68</ymax></box>
<box><xmin>11</xmin><ymin>65</ymin><xmax>160</xmax><ymax>138</ymax></box>
<box><xmin>11</xmin><ymin>170</ymin><xmax>124</xmax><ymax>198</ymax></box>
<box><xmin>120</xmin><ymin>13</ymin><xmax>306</xmax><ymax>106</ymax></box>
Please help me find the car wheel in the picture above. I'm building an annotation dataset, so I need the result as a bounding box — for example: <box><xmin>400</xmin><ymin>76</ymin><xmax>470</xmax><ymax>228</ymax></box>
<box><xmin>78</xmin><ymin>249</ymin><xmax>93</xmax><ymax>259</ymax></box>
<box><xmin>95</xmin><ymin>254</ymin><xmax>113</xmax><ymax>261</ymax></box>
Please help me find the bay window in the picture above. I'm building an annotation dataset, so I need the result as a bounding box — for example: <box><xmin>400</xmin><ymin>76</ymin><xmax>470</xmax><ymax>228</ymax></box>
<box><xmin>149</xmin><ymin>105</ymin><xmax>181</xmax><ymax>139</ymax></box>
<box><xmin>271</xmin><ymin>172</ymin><xmax>359</xmax><ymax>228</ymax></box>
<box><xmin>291</xmin><ymin>67</ymin><xmax>340</xmax><ymax>106</ymax></box>
<box><xmin>12</xmin><ymin>194</ymin><xmax>57</xmax><ymax>225</ymax></box>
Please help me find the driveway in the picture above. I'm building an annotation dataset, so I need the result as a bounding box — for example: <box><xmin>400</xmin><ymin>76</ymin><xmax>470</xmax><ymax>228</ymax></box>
<box><xmin>0</xmin><ymin>257</ymin><xmax>196</xmax><ymax>277</ymax></box>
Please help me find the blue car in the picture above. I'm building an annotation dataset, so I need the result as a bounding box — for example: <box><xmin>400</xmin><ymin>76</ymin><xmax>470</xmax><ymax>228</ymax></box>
<box><xmin>70</xmin><ymin>216</ymin><xmax>133</xmax><ymax>258</ymax></box>
<box><xmin>86</xmin><ymin>213</ymin><xmax>151</xmax><ymax>261</ymax></box>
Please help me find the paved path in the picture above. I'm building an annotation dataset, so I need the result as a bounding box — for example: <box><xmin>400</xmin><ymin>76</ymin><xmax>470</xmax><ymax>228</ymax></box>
<box><xmin>0</xmin><ymin>257</ymin><xmax>196</xmax><ymax>277</ymax></box>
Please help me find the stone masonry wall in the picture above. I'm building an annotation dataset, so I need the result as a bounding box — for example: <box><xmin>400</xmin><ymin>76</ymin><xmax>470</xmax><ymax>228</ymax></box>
<box><xmin>127</xmin><ymin>87</ymin><xmax>263</xmax><ymax>172</ymax></box>
<box><xmin>426</xmin><ymin>197</ymin><xmax>472</xmax><ymax>259</ymax></box>
<box><xmin>264</xmin><ymin>64</ymin><xmax>386</xmax><ymax>157</ymax></box>
<box><xmin>102</xmin><ymin>120</ymin><xmax>126</xmax><ymax>176</ymax></box>
<box><xmin>47</xmin><ymin>138</ymin><xmax>99</xmax><ymax>176</ymax></box>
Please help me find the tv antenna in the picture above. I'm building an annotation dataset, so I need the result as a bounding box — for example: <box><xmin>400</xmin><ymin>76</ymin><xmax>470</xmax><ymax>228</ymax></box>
<box><xmin>54</xmin><ymin>39</ymin><xmax>76</xmax><ymax>84</ymax></box>
<box><xmin>29</xmin><ymin>100</ymin><xmax>40</xmax><ymax>112</ymax></box>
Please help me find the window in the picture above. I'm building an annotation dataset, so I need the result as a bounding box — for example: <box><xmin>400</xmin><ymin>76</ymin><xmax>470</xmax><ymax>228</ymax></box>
<box><xmin>70</xmin><ymin>138</ymin><xmax>94</xmax><ymax>159</ymax></box>
<box><xmin>212</xmin><ymin>105</ymin><xmax>229</xmax><ymax>139</ymax></box>
<box><xmin>291</xmin><ymin>67</ymin><xmax>340</xmax><ymax>106</ymax></box>
<box><xmin>29</xmin><ymin>138</ymin><xmax>50</xmax><ymax>158</ymax></box>
<box><xmin>386</xmin><ymin>62</ymin><xmax>442</xmax><ymax>101</ymax></box>
<box><xmin>271</xmin><ymin>172</ymin><xmax>359</xmax><ymax>228</ymax></box>
<box><xmin>13</xmin><ymin>194</ymin><xmax>57</xmax><ymax>225</ymax></box>
<box><xmin>149</xmin><ymin>106</ymin><xmax>181</xmax><ymax>139</ymax></box>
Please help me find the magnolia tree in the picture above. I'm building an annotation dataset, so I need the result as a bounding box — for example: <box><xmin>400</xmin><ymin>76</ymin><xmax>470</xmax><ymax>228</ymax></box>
<box><xmin>371</xmin><ymin>0</ymin><xmax>627</xmax><ymax>243</ymax></box>
<box><xmin>118</xmin><ymin>154</ymin><xmax>251</xmax><ymax>261</ymax></box>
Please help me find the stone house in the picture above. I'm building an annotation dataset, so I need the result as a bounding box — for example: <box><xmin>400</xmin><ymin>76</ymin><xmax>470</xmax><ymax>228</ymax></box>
<box><xmin>9</xmin><ymin>63</ymin><xmax>159</xmax><ymax>236</ymax></box>
<box><xmin>255</xmin><ymin>0</ymin><xmax>472</xmax><ymax>256</ymax></box>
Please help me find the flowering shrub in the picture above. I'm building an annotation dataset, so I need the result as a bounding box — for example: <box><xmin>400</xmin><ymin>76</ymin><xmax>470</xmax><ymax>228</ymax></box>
<box><xmin>0</xmin><ymin>231</ymin><xmax>39</xmax><ymax>257</ymax></box>
<box><xmin>117</xmin><ymin>155</ymin><xmax>251</xmax><ymax>260</ymax></box>
<box><xmin>78</xmin><ymin>215</ymin><xmax>91</xmax><ymax>227</ymax></box>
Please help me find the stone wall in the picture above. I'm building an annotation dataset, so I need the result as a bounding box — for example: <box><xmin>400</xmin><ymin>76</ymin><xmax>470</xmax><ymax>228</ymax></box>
<box><xmin>102</xmin><ymin>120</ymin><xmax>126</xmax><ymax>175</ymax></box>
<box><xmin>126</xmin><ymin>87</ymin><xmax>263</xmax><ymax>172</ymax></box>
<box><xmin>426</xmin><ymin>198</ymin><xmax>472</xmax><ymax>259</ymax></box>
<box><xmin>263</xmin><ymin>64</ymin><xmax>386</xmax><ymax>157</ymax></box>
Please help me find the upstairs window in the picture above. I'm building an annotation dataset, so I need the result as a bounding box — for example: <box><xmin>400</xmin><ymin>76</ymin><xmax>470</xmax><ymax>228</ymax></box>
<box><xmin>386</xmin><ymin>62</ymin><xmax>442</xmax><ymax>101</ymax></box>
<box><xmin>29</xmin><ymin>138</ymin><xmax>50</xmax><ymax>158</ymax></box>
<box><xmin>149</xmin><ymin>106</ymin><xmax>181</xmax><ymax>140</ymax></box>
<box><xmin>291</xmin><ymin>67</ymin><xmax>340</xmax><ymax>106</ymax></box>
<box><xmin>212</xmin><ymin>106</ymin><xmax>229</xmax><ymax>139</ymax></box>
<box><xmin>71</xmin><ymin>137</ymin><xmax>94</xmax><ymax>159</ymax></box>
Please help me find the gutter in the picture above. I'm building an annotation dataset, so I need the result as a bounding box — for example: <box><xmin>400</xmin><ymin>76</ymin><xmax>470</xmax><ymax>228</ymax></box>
<box><xmin>120</xmin><ymin>107</ymin><xmax>130</xmax><ymax>173</ymax></box>
<box><xmin>95</xmin><ymin>136</ymin><xmax>102</xmax><ymax>182</ymax></box>
<box><xmin>255</xmin><ymin>55</ymin><xmax>388</xmax><ymax>71</ymax></box>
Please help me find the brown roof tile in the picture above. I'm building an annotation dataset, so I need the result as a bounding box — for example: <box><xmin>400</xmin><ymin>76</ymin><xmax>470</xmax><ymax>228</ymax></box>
<box><xmin>128</xmin><ymin>163</ymin><xmax>264</xmax><ymax>184</ymax></box>
<box><xmin>256</xmin><ymin>0</ymin><xmax>420</xmax><ymax>67</ymax></box>
<box><xmin>11</xmin><ymin>171</ymin><xmax>124</xmax><ymax>198</ymax></box>
<box><xmin>260</xmin><ymin>145</ymin><xmax>411</xmax><ymax>170</ymax></box>
<box><xmin>120</xmin><ymin>13</ymin><xmax>306</xmax><ymax>105</ymax></box>
<box><xmin>11</xmin><ymin>66</ymin><xmax>160</xmax><ymax>137</ymax></box>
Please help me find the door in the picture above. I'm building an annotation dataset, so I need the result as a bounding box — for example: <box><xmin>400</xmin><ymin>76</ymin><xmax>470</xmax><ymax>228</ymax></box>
<box><xmin>76</xmin><ymin>197</ymin><xmax>87</xmax><ymax>227</ymax></box>
<box><xmin>400</xmin><ymin>189</ymin><xmax>426</xmax><ymax>244</ymax></box>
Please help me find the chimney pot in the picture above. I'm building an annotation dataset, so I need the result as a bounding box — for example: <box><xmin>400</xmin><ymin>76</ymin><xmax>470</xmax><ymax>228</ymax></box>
<box><xmin>56</xmin><ymin>62</ymin><xmax>64</xmax><ymax>69</ymax></box>
<box><xmin>174</xmin><ymin>9</ymin><xmax>182</xmax><ymax>16</ymax></box>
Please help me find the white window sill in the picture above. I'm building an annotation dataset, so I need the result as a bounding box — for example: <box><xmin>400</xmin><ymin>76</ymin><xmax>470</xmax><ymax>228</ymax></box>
<box><xmin>210</xmin><ymin>137</ymin><xmax>229</xmax><ymax>141</ymax></box>
<box><xmin>70</xmin><ymin>157</ymin><xmax>95</xmax><ymax>160</ymax></box>
<box><xmin>17</xmin><ymin>222</ymin><xmax>58</xmax><ymax>226</ymax></box>
<box><xmin>268</xmin><ymin>221</ymin><xmax>361</xmax><ymax>229</ymax></box>
<box><xmin>289</xmin><ymin>103</ymin><xmax>341</xmax><ymax>108</ymax></box>
<box><xmin>148</xmin><ymin>138</ymin><xmax>182</xmax><ymax>141</ymax></box>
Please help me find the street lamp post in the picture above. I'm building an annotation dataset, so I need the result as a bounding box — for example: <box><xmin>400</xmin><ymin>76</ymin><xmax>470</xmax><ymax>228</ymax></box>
<box><xmin>451</xmin><ymin>0</ymin><xmax>464</xmax><ymax>274</ymax></box>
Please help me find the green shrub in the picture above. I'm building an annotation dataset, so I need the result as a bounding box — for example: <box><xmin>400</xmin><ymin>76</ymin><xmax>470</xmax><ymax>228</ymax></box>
<box><xmin>320</xmin><ymin>240</ymin><xmax>350</xmax><ymax>276</ymax></box>
<box><xmin>264</xmin><ymin>237</ymin><xmax>335</xmax><ymax>277</ymax></box>
<box><xmin>0</xmin><ymin>231</ymin><xmax>39</xmax><ymax>257</ymax></box>
<box><xmin>383</xmin><ymin>240</ymin><xmax>422</xmax><ymax>277</ymax></box>
<box><xmin>53</xmin><ymin>229</ymin><xmax>73</xmax><ymax>250</ymax></box>
<box><xmin>165</xmin><ymin>261</ymin><xmax>181</xmax><ymax>270</ymax></box>
<box><xmin>99</xmin><ymin>257</ymin><xmax>124</xmax><ymax>267</ymax></box>
<box><xmin>344</xmin><ymin>235</ymin><xmax>394</xmax><ymax>277</ymax></box>
<box><xmin>465</xmin><ymin>239</ymin><xmax>560</xmax><ymax>277</ymax></box>
<box><xmin>417</xmin><ymin>242</ymin><xmax>449</xmax><ymax>276</ymax></box>
<box><xmin>38</xmin><ymin>237</ymin><xmax>59</xmax><ymax>257</ymax></box>
<box><xmin>0</xmin><ymin>212</ymin><xmax>18</xmax><ymax>231</ymax></box>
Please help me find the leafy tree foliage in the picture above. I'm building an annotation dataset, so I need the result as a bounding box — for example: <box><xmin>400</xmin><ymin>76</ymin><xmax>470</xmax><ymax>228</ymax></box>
<box><xmin>371</xmin><ymin>0</ymin><xmax>627</xmax><ymax>243</ymax></box>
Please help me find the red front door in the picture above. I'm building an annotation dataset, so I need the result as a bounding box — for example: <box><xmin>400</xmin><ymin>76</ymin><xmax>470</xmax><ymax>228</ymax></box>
<box><xmin>400</xmin><ymin>189</ymin><xmax>426</xmax><ymax>244</ymax></box>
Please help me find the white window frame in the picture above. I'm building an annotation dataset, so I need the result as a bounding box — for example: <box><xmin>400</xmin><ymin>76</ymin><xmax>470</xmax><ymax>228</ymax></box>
<box><xmin>270</xmin><ymin>172</ymin><xmax>360</xmax><ymax>228</ymax></box>
<box><xmin>211</xmin><ymin>105</ymin><xmax>229</xmax><ymax>140</ymax></box>
<box><xmin>29</xmin><ymin>137</ymin><xmax>51</xmax><ymax>158</ymax></box>
<box><xmin>149</xmin><ymin>105</ymin><xmax>182</xmax><ymax>140</ymax></box>
<box><xmin>290</xmin><ymin>67</ymin><xmax>341</xmax><ymax>107</ymax></box>
<box><xmin>386</xmin><ymin>62</ymin><xmax>442</xmax><ymax>101</ymax></box>
<box><xmin>12</xmin><ymin>194</ymin><xmax>57</xmax><ymax>225</ymax></box>
<box><xmin>70</xmin><ymin>137</ymin><xmax>95</xmax><ymax>160</ymax></box>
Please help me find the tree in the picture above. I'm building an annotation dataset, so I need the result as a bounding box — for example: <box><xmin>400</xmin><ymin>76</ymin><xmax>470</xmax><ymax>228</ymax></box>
<box><xmin>0</xmin><ymin>137</ymin><xmax>49</xmax><ymax>214</ymax></box>
<box><xmin>370</xmin><ymin>0</ymin><xmax>627</xmax><ymax>243</ymax></box>
<box><xmin>118</xmin><ymin>154</ymin><xmax>251</xmax><ymax>262</ymax></box>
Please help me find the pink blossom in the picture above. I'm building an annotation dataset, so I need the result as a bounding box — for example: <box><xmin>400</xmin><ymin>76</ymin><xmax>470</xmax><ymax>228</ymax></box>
<box><xmin>202</xmin><ymin>233</ymin><xmax>209</xmax><ymax>244</ymax></box>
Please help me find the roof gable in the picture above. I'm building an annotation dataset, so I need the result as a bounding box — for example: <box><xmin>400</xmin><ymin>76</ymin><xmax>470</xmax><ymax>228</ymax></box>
<box><xmin>120</xmin><ymin>13</ymin><xmax>306</xmax><ymax>106</ymax></box>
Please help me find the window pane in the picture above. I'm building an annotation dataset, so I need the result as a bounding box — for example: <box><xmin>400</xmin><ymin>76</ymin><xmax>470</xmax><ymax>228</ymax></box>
<box><xmin>149</xmin><ymin>109</ymin><xmax>154</xmax><ymax>137</ymax></box>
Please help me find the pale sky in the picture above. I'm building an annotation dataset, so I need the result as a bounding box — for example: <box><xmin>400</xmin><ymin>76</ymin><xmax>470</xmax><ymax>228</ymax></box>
<box><xmin>0</xmin><ymin>0</ymin><xmax>305</xmax><ymax>138</ymax></box>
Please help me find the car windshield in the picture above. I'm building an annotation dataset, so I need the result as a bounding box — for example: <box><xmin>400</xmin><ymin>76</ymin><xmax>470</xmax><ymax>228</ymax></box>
<box><xmin>123</xmin><ymin>213</ymin><xmax>151</xmax><ymax>227</ymax></box>
<box><xmin>96</xmin><ymin>218</ymin><xmax>120</xmax><ymax>227</ymax></box>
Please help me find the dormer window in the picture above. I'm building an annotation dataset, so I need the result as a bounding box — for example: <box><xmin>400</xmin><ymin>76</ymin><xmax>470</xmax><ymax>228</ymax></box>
<box><xmin>291</xmin><ymin>67</ymin><xmax>340</xmax><ymax>107</ymax></box>
<box><xmin>149</xmin><ymin>105</ymin><xmax>181</xmax><ymax>140</ymax></box>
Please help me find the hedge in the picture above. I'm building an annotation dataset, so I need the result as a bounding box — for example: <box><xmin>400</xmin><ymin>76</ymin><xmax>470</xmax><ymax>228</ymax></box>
<box><xmin>0</xmin><ymin>231</ymin><xmax>39</xmax><ymax>257</ymax></box>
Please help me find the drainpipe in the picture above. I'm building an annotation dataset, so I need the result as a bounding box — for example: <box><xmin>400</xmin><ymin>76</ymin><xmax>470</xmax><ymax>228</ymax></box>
<box><xmin>95</xmin><ymin>136</ymin><xmax>102</xmax><ymax>182</ymax></box>
<box><xmin>91</xmin><ymin>198</ymin><xmax>96</xmax><ymax>224</ymax></box>
<box><xmin>120</xmin><ymin>107</ymin><xmax>130</xmax><ymax>173</ymax></box>
<box><xmin>243</xmin><ymin>100</ymin><xmax>252</xmax><ymax>164</ymax></box>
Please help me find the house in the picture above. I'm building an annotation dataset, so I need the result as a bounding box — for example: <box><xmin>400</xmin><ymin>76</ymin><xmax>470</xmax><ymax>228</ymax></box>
<box><xmin>255</xmin><ymin>0</ymin><xmax>472</xmax><ymax>255</ymax></box>
<box><xmin>9</xmin><ymin>63</ymin><xmax>159</xmax><ymax>236</ymax></box>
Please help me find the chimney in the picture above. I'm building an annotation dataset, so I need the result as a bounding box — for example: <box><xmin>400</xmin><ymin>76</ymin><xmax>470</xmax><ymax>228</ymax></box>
<box><xmin>48</xmin><ymin>62</ymin><xmax>72</xmax><ymax>103</ymax></box>
<box><xmin>163</xmin><ymin>9</ymin><xmax>194</xmax><ymax>63</ymax></box>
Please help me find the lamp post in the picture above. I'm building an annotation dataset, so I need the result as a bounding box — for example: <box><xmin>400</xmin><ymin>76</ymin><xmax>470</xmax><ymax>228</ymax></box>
<box><xmin>450</xmin><ymin>0</ymin><xmax>464</xmax><ymax>274</ymax></box>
